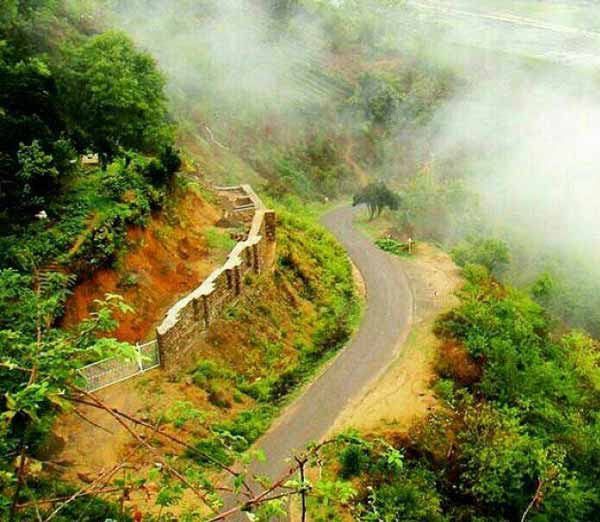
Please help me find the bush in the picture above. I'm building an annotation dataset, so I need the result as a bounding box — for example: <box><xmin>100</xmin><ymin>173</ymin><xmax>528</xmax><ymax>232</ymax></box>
<box><xmin>237</xmin><ymin>376</ymin><xmax>276</xmax><ymax>403</ymax></box>
<box><xmin>451</xmin><ymin>236</ymin><xmax>510</xmax><ymax>274</ymax></box>
<box><xmin>204</xmin><ymin>227</ymin><xmax>237</xmax><ymax>252</ymax></box>
<box><xmin>214</xmin><ymin>406</ymin><xmax>275</xmax><ymax>452</ymax></box>
<box><xmin>363</xmin><ymin>469</ymin><xmax>446</xmax><ymax>522</ymax></box>
<box><xmin>192</xmin><ymin>359</ymin><xmax>236</xmax><ymax>387</ymax></box>
<box><xmin>375</xmin><ymin>237</ymin><xmax>410</xmax><ymax>256</ymax></box>
<box><xmin>339</xmin><ymin>444</ymin><xmax>370</xmax><ymax>479</ymax></box>
<box><xmin>207</xmin><ymin>382</ymin><xmax>232</xmax><ymax>409</ymax></box>
<box><xmin>189</xmin><ymin>437</ymin><xmax>235</xmax><ymax>468</ymax></box>
<box><xmin>462</xmin><ymin>262</ymin><xmax>489</xmax><ymax>284</ymax></box>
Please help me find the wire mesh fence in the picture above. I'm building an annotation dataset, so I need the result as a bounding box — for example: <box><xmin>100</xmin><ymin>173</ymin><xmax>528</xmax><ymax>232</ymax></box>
<box><xmin>78</xmin><ymin>340</ymin><xmax>160</xmax><ymax>392</ymax></box>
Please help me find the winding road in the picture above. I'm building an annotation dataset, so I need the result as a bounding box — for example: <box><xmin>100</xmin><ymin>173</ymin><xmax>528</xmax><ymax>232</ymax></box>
<box><xmin>245</xmin><ymin>205</ymin><xmax>413</xmax><ymax>483</ymax></box>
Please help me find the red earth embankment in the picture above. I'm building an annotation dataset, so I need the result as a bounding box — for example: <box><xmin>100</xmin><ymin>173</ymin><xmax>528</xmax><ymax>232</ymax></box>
<box><xmin>62</xmin><ymin>189</ymin><xmax>225</xmax><ymax>343</ymax></box>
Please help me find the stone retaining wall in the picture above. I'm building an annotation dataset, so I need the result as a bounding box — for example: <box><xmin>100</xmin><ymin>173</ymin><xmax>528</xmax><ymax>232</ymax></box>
<box><xmin>156</xmin><ymin>185</ymin><xmax>276</xmax><ymax>372</ymax></box>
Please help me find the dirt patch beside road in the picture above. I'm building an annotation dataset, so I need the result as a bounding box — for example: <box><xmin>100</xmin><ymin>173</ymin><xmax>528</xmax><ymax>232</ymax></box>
<box><xmin>331</xmin><ymin>242</ymin><xmax>462</xmax><ymax>434</ymax></box>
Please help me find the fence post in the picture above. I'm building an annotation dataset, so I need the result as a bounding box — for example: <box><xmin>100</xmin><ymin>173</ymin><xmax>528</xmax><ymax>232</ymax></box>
<box><xmin>154</xmin><ymin>340</ymin><xmax>161</xmax><ymax>367</ymax></box>
<box><xmin>136</xmin><ymin>343</ymin><xmax>143</xmax><ymax>372</ymax></box>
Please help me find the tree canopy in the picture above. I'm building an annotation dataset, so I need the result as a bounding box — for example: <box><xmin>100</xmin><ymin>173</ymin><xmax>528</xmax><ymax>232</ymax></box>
<box><xmin>353</xmin><ymin>181</ymin><xmax>400</xmax><ymax>219</ymax></box>
<box><xmin>59</xmin><ymin>31</ymin><xmax>173</xmax><ymax>159</ymax></box>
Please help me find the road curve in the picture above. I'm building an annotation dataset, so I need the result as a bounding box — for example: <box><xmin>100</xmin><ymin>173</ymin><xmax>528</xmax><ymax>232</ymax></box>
<box><xmin>246</xmin><ymin>205</ymin><xmax>414</xmax><ymax>481</ymax></box>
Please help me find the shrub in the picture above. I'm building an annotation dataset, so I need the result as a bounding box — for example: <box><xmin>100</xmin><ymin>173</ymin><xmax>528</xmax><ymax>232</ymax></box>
<box><xmin>204</xmin><ymin>227</ymin><xmax>237</xmax><ymax>252</ymax></box>
<box><xmin>214</xmin><ymin>406</ymin><xmax>275</xmax><ymax>452</ymax></box>
<box><xmin>207</xmin><ymin>382</ymin><xmax>232</xmax><ymax>409</ymax></box>
<box><xmin>375</xmin><ymin>237</ymin><xmax>410</xmax><ymax>257</ymax></box>
<box><xmin>462</xmin><ymin>262</ymin><xmax>489</xmax><ymax>284</ymax></box>
<box><xmin>451</xmin><ymin>236</ymin><xmax>510</xmax><ymax>274</ymax></box>
<box><xmin>268</xmin><ymin>366</ymin><xmax>304</xmax><ymax>401</ymax></box>
<box><xmin>190</xmin><ymin>437</ymin><xmax>234</xmax><ymax>468</ymax></box>
<box><xmin>363</xmin><ymin>469</ymin><xmax>446</xmax><ymax>522</ymax></box>
<box><xmin>237</xmin><ymin>376</ymin><xmax>276</xmax><ymax>403</ymax></box>
<box><xmin>435</xmin><ymin>340</ymin><xmax>481</xmax><ymax>386</ymax></box>
<box><xmin>192</xmin><ymin>359</ymin><xmax>236</xmax><ymax>387</ymax></box>
<box><xmin>339</xmin><ymin>444</ymin><xmax>370</xmax><ymax>479</ymax></box>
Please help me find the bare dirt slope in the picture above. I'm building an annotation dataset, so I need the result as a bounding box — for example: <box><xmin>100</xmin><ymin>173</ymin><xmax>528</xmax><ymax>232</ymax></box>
<box><xmin>62</xmin><ymin>189</ymin><xmax>223</xmax><ymax>343</ymax></box>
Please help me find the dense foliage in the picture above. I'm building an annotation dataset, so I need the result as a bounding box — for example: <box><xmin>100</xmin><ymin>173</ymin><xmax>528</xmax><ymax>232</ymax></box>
<box><xmin>0</xmin><ymin>2</ymin><xmax>176</xmax><ymax>220</ymax></box>
<box><xmin>323</xmin><ymin>258</ymin><xmax>600</xmax><ymax>521</ymax></box>
<box><xmin>59</xmin><ymin>30</ymin><xmax>173</xmax><ymax>160</ymax></box>
<box><xmin>0</xmin><ymin>2</ymin><xmax>181</xmax><ymax>519</ymax></box>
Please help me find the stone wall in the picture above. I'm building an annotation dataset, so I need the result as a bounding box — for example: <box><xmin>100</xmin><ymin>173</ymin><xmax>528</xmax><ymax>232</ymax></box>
<box><xmin>156</xmin><ymin>185</ymin><xmax>276</xmax><ymax>372</ymax></box>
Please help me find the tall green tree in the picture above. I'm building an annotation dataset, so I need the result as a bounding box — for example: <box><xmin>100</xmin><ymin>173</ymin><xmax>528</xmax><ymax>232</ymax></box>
<box><xmin>59</xmin><ymin>31</ymin><xmax>173</xmax><ymax>160</ymax></box>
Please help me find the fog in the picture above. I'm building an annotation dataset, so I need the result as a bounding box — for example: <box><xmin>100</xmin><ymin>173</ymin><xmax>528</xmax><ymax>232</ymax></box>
<box><xmin>430</xmin><ymin>72</ymin><xmax>600</xmax><ymax>254</ymax></box>
<box><xmin>404</xmin><ymin>1</ymin><xmax>600</xmax><ymax>273</ymax></box>
<box><xmin>102</xmin><ymin>0</ymin><xmax>340</xmax><ymax>132</ymax></box>
<box><xmin>105</xmin><ymin>0</ymin><xmax>600</xmax><ymax>272</ymax></box>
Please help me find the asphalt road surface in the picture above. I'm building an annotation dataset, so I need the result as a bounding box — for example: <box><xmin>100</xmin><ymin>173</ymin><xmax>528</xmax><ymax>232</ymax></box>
<box><xmin>241</xmin><ymin>204</ymin><xmax>414</xmax><ymax>486</ymax></box>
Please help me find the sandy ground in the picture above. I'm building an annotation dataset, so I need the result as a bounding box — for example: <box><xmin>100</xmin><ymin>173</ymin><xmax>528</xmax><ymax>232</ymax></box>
<box><xmin>330</xmin><ymin>242</ymin><xmax>462</xmax><ymax>434</ymax></box>
<box><xmin>53</xmin><ymin>371</ymin><xmax>214</xmax><ymax>479</ymax></box>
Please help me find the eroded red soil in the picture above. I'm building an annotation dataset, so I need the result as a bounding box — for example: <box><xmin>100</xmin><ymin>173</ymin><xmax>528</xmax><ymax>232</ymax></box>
<box><xmin>62</xmin><ymin>190</ymin><xmax>223</xmax><ymax>343</ymax></box>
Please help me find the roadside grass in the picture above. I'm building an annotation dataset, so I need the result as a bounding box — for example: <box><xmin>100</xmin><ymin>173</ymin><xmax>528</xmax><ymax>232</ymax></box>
<box><xmin>182</xmin><ymin>204</ymin><xmax>364</xmax><ymax>462</ymax></box>
<box><xmin>204</xmin><ymin>226</ymin><xmax>237</xmax><ymax>262</ymax></box>
<box><xmin>353</xmin><ymin>207</ymin><xmax>396</xmax><ymax>239</ymax></box>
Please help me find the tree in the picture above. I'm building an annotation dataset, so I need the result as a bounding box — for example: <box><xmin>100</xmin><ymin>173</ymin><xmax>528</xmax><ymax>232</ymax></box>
<box><xmin>354</xmin><ymin>71</ymin><xmax>403</xmax><ymax>127</ymax></box>
<box><xmin>58</xmin><ymin>31</ymin><xmax>173</xmax><ymax>160</ymax></box>
<box><xmin>15</xmin><ymin>140</ymin><xmax>59</xmax><ymax>209</ymax></box>
<box><xmin>353</xmin><ymin>181</ymin><xmax>400</xmax><ymax>219</ymax></box>
<box><xmin>0</xmin><ymin>49</ymin><xmax>69</xmax><ymax>214</ymax></box>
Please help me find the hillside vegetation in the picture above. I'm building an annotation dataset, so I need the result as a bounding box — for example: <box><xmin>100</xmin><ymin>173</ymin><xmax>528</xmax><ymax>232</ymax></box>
<box><xmin>54</xmin><ymin>208</ymin><xmax>360</xmax><ymax>516</ymax></box>
<box><xmin>0</xmin><ymin>2</ymin><xmax>364</xmax><ymax>520</ymax></box>
<box><xmin>4</xmin><ymin>0</ymin><xmax>600</xmax><ymax>521</ymax></box>
<box><xmin>313</xmin><ymin>255</ymin><xmax>600</xmax><ymax>522</ymax></box>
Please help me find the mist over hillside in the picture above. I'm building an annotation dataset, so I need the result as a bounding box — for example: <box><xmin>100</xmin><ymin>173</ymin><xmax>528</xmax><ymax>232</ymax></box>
<box><xmin>102</xmin><ymin>0</ymin><xmax>340</xmax><ymax>128</ymax></box>
<box><xmin>104</xmin><ymin>0</ymin><xmax>600</xmax><ymax>329</ymax></box>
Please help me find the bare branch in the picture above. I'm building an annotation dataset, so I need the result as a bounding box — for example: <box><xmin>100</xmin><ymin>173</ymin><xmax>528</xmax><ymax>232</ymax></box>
<box><xmin>521</xmin><ymin>479</ymin><xmax>545</xmax><ymax>522</ymax></box>
<box><xmin>72</xmin><ymin>408</ymin><xmax>114</xmax><ymax>435</ymax></box>
<box><xmin>43</xmin><ymin>451</ymin><xmax>135</xmax><ymax>522</ymax></box>
<box><xmin>18</xmin><ymin>487</ymin><xmax>122</xmax><ymax>508</ymax></box>
<box><xmin>70</xmin><ymin>387</ymin><xmax>219</xmax><ymax>514</ymax></box>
